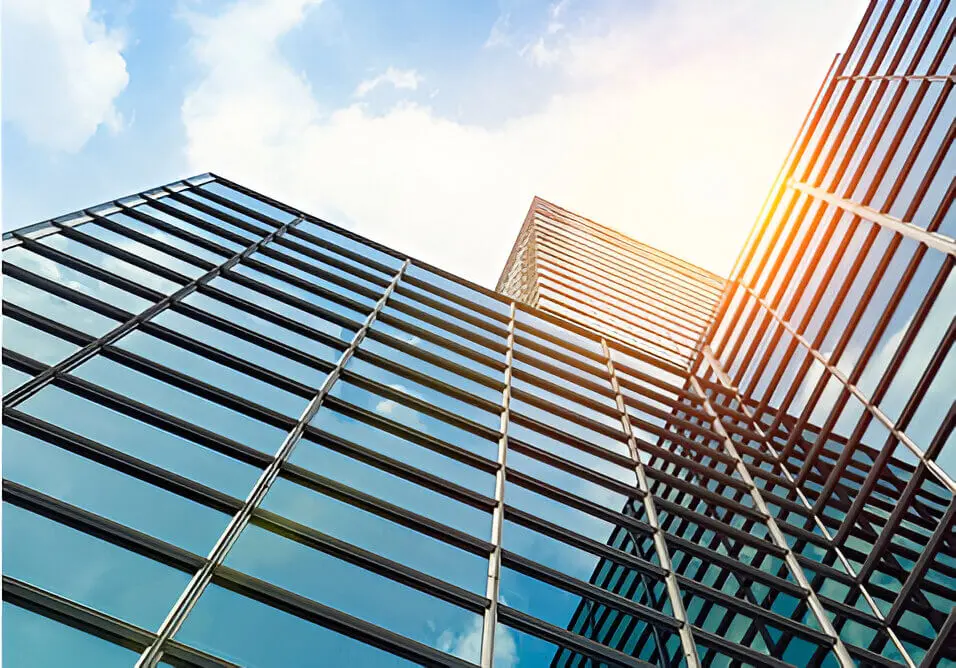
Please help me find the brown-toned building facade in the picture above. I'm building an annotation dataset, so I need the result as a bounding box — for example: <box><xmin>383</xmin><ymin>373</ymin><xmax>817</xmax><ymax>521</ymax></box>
<box><xmin>496</xmin><ymin>197</ymin><xmax>725</xmax><ymax>368</ymax></box>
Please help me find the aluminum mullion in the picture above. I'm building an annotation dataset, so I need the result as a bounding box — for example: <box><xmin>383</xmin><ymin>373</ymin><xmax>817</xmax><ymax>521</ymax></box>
<box><xmin>697</xmin><ymin>345</ymin><xmax>911</xmax><ymax>659</ymax></box>
<box><xmin>791</xmin><ymin>180</ymin><xmax>956</xmax><ymax>256</ymax></box>
<box><xmin>3</xmin><ymin>213</ymin><xmax>303</xmax><ymax>410</ymax></box>
<box><xmin>480</xmin><ymin>300</ymin><xmax>515</xmax><ymax>668</ymax></box>
<box><xmin>740</xmin><ymin>283</ymin><xmax>956</xmax><ymax>493</ymax></box>
<box><xmin>686</xmin><ymin>374</ymin><xmax>856</xmax><ymax>668</ymax></box>
<box><xmin>134</xmin><ymin>259</ymin><xmax>409</xmax><ymax>668</ymax></box>
<box><xmin>837</xmin><ymin>74</ymin><xmax>955</xmax><ymax>82</ymax></box>
<box><xmin>3</xmin><ymin>576</ymin><xmax>156</xmax><ymax>655</ymax></box>
<box><xmin>497</xmin><ymin>604</ymin><xmax>656</xmax><ymax>668</ymax></box>
<box><xmin>601</xmin><ymin>338</ymin><xmax>701</xmax><ymax>668</ymax></box>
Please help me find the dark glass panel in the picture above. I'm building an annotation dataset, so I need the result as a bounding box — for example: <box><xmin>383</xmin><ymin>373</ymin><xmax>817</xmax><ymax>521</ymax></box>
<box><xmin>3</xmin><ymin>427</ymin><xmax>229</xmax><ymax>554</ymax></box>
<box><xmin>261</xmin><ymin>477</ymin><xmax>487</xmax><ymax>593</ymax></box>
<box><xmin>2</xmin><ymin>603</ymin><xmax>140</xmax><ymax>667</ymax></box>
<box><xmin>3</xmin><ymin>503</ymin><xmax>191</xmax><ymax>630</ymax></box>
<box><xmin>174</xmin><ymin>584</ymin><xmax>415</xmax><ymax>667</ymax></box>
<box><xmin>70</xmin><ymin>355</ymin><xmax>288</xmax><ymax>455</ymax></box>
<box><xmin>224</xmin><ymin>524</ymin><xmax>482</xmax><ymax>661</ymax></box>
<box><xmin>18</xmin><ymin>383</ymin><xmax>260</xmax><ymax>497</ymax></box>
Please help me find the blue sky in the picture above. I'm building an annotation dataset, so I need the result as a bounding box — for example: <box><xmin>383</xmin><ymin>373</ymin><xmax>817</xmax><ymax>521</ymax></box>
<box><xmin>2</xmin><ymin>0</ymin><xmax>866</xmax><ymax>285</ymax></box>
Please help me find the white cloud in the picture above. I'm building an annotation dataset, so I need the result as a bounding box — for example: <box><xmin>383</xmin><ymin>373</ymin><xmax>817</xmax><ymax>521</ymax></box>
<box><xmin>180</xmin><ymin>0</ymin><xmax>867</xmax><ymax>287</ymax></box>
<box><xmin>547</xmin><ymin>0</ymin><xmax>571</xmax><ymax>34</ymax></box>
<box><xmin>484</xmin><ymin>12</ymin><xmax>511</xmax><ymax>48</ymax></box>
<box><xmin>1</xmin><ymin>0</ymin><xmax>129</xmax><ymax>152</ymax></box>
<box><xmin>521</xmin><ymin>37</ymin><xmax>560</xmax><ymax>67</ymax></box>
<box><xmin>437</xmin><ymin>614</ymin><xmax>517</xmax><ymax>667</ymax></box>
<box><xmin>354</xmin><ymin>67</ymin><xmax>423</xmax><ymax>98</ymax></box>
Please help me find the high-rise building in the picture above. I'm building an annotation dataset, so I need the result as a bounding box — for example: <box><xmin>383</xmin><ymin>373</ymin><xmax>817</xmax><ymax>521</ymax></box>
<box><xmin>496</xmin><ymin>196</ymin><xmax>725</xmax><ymax>367</ymax></box>
<box><xmin>2</xmin><ymin>2</ymin><xmax>953</xmax><ymax>668</ymax></box>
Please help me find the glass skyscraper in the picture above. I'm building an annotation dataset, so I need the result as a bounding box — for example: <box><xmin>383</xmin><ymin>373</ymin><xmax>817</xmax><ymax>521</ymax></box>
<box><xmin>496</xmin><ymin>196</ymin><xmax>725</xmax><ymax>367</ymax></box>
<box><xmin>2</xmin><ymin>2</ymin><xmax>953</xmax><ymax>668</ymax></box>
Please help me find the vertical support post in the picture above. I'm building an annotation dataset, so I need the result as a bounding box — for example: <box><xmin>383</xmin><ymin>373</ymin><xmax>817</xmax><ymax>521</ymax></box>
<box><xmin>686</xmin><ymin>373</ymin><xmax>857</xmax><ymax>668</ymax></box>
<box><xmin>481</xmin><ymin>301</ymin><xmax>516</xmax><ymax>668</ymax></box>
<box><xmin>135</xmin><ymin>259</ymin><xmax>410</xmax><ymax>667</ymax></box>
<box><xmin>698</xmin><ymin>345</ymin><xmax>918</xmax><ymax>668</ymax></box>
<box><xmin>602</xmin><ymin>339</ymin><xmax>701</xmax><ymax>668</ymax></box>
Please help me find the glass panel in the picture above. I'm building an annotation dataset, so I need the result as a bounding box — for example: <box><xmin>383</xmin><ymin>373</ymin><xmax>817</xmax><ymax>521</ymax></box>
<box><xmin>358</xmin><ymin>336</ymin><xmax>501</xmax><ymax>403</ymax></box>
<box><xmin>174</xmin><ymin>584</ymin><xmax>416</xmax><ymax>667</ymax></box>
<box><xmin>295</xmin><ymin>220</ymin><xmax>403</xmax><ymax>270</ymax></box>
<box><xmin>179</xmin><ymin>291</ymin><xmax>344</xmax><ymax>366</ymax></box>
<box><xmin>499</xmin><ymin>568</ymin><xmax>673</xmax><ymax>660</ymax></box>
<box><xmin>114</xmin><ymin>329</ymin><xmax>308</xmax><ymax>418</ymax></box>
<box><xmin>514</xmin><ymin>341</ymin><xmax>607</xmax><ymax>386</ymax></box>
<box><xmin>5</xmin><ymin>247</ymin><xmax>151</xmax><ymax>314</ymax></box>
<box><xmin>502</xmin><ymin>518</ymin><xmax>655</xmax><ymax>586</ymax></box>
<box><xmin>506</xmin><ymin>482</ymin><xmax>632</xmax><ymax>548</ymax></box>
<box><xmin>211</xmin><ymin>274</ymin><xmax>355</xmax><ymax>342</ymax></box>
<box><xmin>58</xmin><ymin>224</ymin><xmax>201</xmax><ymax>284</ymax></box>
<box><xmin>508</xmin><ymin>450</ymin><xmax>631</xmax><ymax>513</ymax></box>
<box><xmin>3</xmin><ymin>503</ymin><xmax>191</xmax><ymax>630</ymax></box>
<box><xmin>70</xmin><ymin>355</ymin><xmax>288</xmax><ymax>455</ymax></box>
<box><xmin>199</xmin><ymin>181</ymin><xmax>297</xmax><ymax>223</ymax></box>
<box><xmin>225</xmin><ymin>524</ymin><xmax>482</xmax><ymax>661</ymax></box>
<box><xmin>391</xmin><ymin>290</ymin><xmax>504</xmax><ymax>344</ymax></box>
<box><xmin>160</xmin><ymin>198</ymin><xmax>261</xmax><ymax>243</ymax></box>
<box><xmin>510</xmin><ymin>398</ymin><xmax>628</xmax><ymax>457</ymax></box>
<box><xmin>516</xmin><ymin>307</ymin><xmax>603</xmax><ymax>355</ymax></box>
<box><xmin>3</xmin><ymin>316</ymin><xmax>81</xmax><ymax>366</ymax></box>
<box><xmin>325</xmin><ymin>379</ymin><xmax>498</xmax><ymax>460</ymax></box>
<box><xmin>405</xmin><ymin>263</ymin><xmax>509</xmax><ymax>315</ymax></box>
<box><xmin>508</xmin><ymin>420</ymin><xmax>636</xmax><ymax>484</ymax></box>
<box><xmin>281</xmin><ymin>232</ymin><xmax>394</xmax><ymax>280</ymax></box>
<box><xmin>231</xmin><ymin>263</ymin><xmax>369</xmax><ymax>324</ymax></box>
<box><xmin>344</xmin><ymin>356</ymin><xmax>500</xmax><ymax>430</ymax></box>
<box><xmin>135</xmin><ymin>204</ymin><xmax>246</xmax><ymax>253</ymax></box>
<box><xmin>2</xmin><ymin>603</ymin><xmax>140</xmax><ymax>667</ymax></box>
<box><xmin>309</xmin><ymin>405</ymin><xmax>494</xmax><ymax>495</ymax></box>
<box><xmin>261</xmin><ymin>477</ymin><xmax>487</xmax><ymax>592</ymax></box>
<box><xmin>400</xmin><ymin>282</ymin><xmax>506</xmax><ymax>331</ymax></box>
<box><xmin>288</xmin><ymin>436</ymin><xmax>491</xmax><ymax>538</ymax></box>
<box><xmin>252</xmin><ymin>248</ymin><xmax>380</xmax><ymax>305</ymax></box>
<box><xmin>154</xmin><ymin>307</ymin><xmax>329</xmax><ymax>388</ymax></box>
<box><xmin>18</xmin><ymin>383</ymin><xmax>260</xmax><ymax>497</ymax></box>
<box><xmin>177</xmin><ymin>190</ymin><xmax>271</xmax><ymax>230</ymax></box>
<box><xmin>382</xmin><ymin>305</ymin><xmax>505</xmax><ymax>364</ymax></box>
<box><xmin>3</xmin><ymin>364</ymin><xmax>33</xmax><ymax>394</ymax></box>
<box><xmin>512</xmin><ymin>358</ymin><xmax>616</xmax><ymax>409</ymax></box>
<box><xmin>3</xmin><ymin>427</ymin><xmax>229</xmax><ymax>554</ymax></box>
<box><xmin>879</xmin><ymin>271</ymin><xmax>955</xmax><ymax>424</ymax></box>
<box><xmin>106</xmin><ymin>211</ymin><xmax>227</xmax><ymax>265</ymax></box>
<box><xmin>370</xmin><ymin>319</ymin><xmax>501</xmax><ymax>380</ymax></box>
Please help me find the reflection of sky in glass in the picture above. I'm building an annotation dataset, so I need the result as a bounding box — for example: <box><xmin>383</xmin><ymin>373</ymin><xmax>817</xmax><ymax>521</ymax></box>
<box><xmin>309</xmin><ymin>405</ymin><xmax>495</xmax><ymax>495</ymax></box>
<box><xmin>176</xmin><ymin>584</ymin><xmax>417</xmax><ymax>667</ymax></box>
<box><xmin>3</xmin><ymin>603</ymin><xmax>140</xmax><ymax>667</ymax></box>
<box><xmin>19</xmin><ymin>383</ymin><xmax>261</xmax><ymax>497</ymax></box>
<box><xmin>4</xmin><ymin>427</ymin><xmax>229</xmax><ymax>555</ymax></box>
<box><xmin>326</xmin><ymin>379</ymin><xmax>498</xmax><ymax>461</ymax></box>
<box><xmin>71</xmin><ymin>355</ymin><xmax>289</xmax><ymax>454</ymax></box>
<box><xmin>224</xmin><ymin>524</ymin><xmax>482</xmax><ymax>662</ymax></box>
<box><xmin>260</xmin><ymin>476</ymin><xmax>487</xmax><ymax>592</ymax></box>
<box><xmin>3</xmin><ymin>503</ymin><xmax>191</xmax><ymax>630</ymax></box>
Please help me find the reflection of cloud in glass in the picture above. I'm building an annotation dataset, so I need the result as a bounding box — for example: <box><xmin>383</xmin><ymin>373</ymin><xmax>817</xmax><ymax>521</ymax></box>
<box><xmin>437</xmin><ymin>612</ymin><xmax>516</xmax><ymax>667</ymax></box>
<box><xmin>374</xmin><ymin>383</ymin><xmax>425</xmax><ymax>420</ymax></box>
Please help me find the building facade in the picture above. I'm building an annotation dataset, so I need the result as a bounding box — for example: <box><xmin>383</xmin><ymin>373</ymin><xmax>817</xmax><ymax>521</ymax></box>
<box><xmin>2</xmin><ymin>3</ymin><xmax>953</xmax><ymax>668</ymax></box>
<box><xmin>496</xmin><ymin>196</ymin><xmax>725</xmax><ymax>368</ymax></box>
<box><xmin>697</xmin><ymin>1</ymin><xmax>954</xmax><ymax>665</ymax></box>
